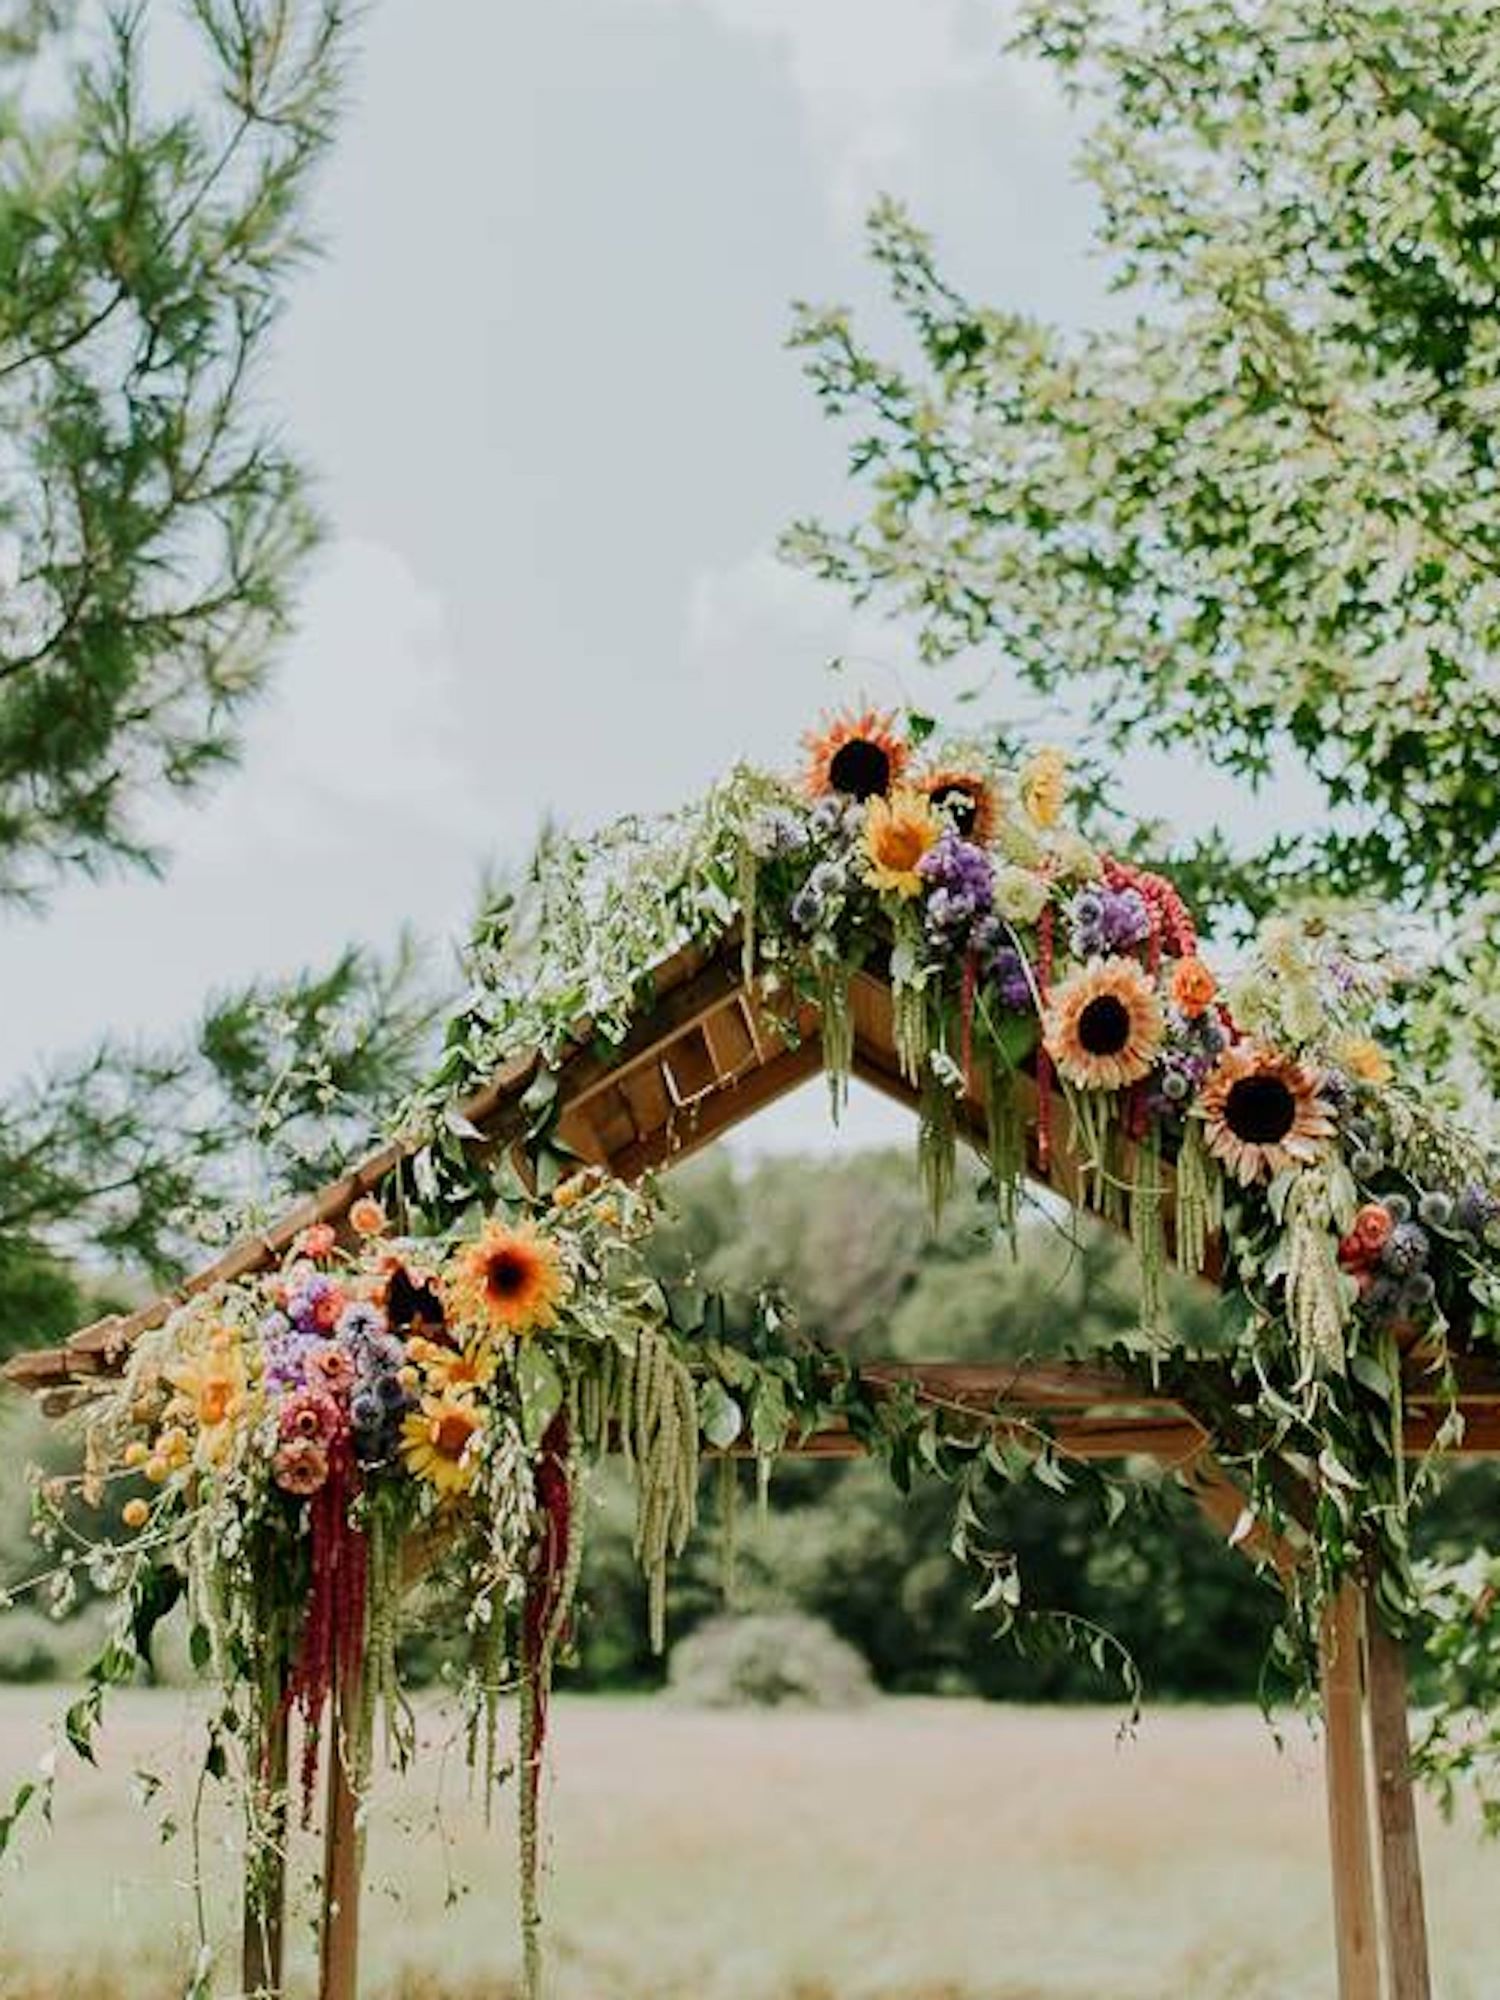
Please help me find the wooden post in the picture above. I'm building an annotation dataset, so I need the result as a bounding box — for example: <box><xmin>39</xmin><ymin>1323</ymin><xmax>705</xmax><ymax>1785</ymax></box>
<box><xmin>241</xmin><ymin>1703</ymin><xmax>289</xmax><ymax>1998</ymax></box>
<box><xmin>318</xmin><ymin>1683</ymin><xmax>364</xmax><ymax>2000</ymax></box>
<box><xmin>1366</xmin><ymin>1616</ymin><xmax>1433</xmax><ymax>2000</ymax></box>
<box><xmin>1320</xmin><ymin>1583</ymin><xmax>1382</xmax><ymax>2000</ymax></box>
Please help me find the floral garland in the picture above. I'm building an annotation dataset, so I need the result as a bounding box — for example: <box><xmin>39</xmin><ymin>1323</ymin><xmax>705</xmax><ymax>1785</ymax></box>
<box><xmin>11</xmin><ymin>708</ymin><xmax>1500</xmax><ymax>1991</ymax></box>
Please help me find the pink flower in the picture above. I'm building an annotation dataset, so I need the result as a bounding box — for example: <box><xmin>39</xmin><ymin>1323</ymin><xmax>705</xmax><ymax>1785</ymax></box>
<box><xmin>307</xmin><ymin>1341</ymin><xmax>356</xmax><ymax>1394</ymax></box>
<box><xmin>273</xmin><ymin>1437</ymin><xmax>329</xmax><ymax>1496</ymax></box>
<box><xmin>277</xmin><ymin>1387</ymin><xmax>343</xmax><ymax>1446</ymax></box>
<box><xmin>295</xmin><ymin>1223</ymin><xmax>338</xmax><ymax>1261</ymax></box>
<box><xmin>311</xmin><ymin>1286</ymin><xmax>346</xmax><ymax>1332</ymax></box>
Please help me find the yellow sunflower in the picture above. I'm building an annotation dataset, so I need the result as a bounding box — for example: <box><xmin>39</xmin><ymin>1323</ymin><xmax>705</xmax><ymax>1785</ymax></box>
<box><xmin>803</xmin><ymin>707</ymin><xmax>909</xmax><ymax>802</ymax></box>
<box><xmin>1199</xmin><ymin>1043</ymin><xmax>1336</xmax><ymax>1185</ymax></box>
<box><xmin>1334</xmin><ymin>1035</ymin><xmax>1392</xmax><ymax>1086</ymax></box>
<box><xmin>862</xmin><ymin>788</ymin><xmax>943</xmax><ymax>898</ymax></box>
<box><xmin>407</xmin><ymin>1335</ymin><xmax>500</xmax><ymax>1395</ymax></box>
<box><xmin>918</xmin><ymin>766</ymin><xmax>1000</xmax><ymax>847</ymax></box>
<box><xmin>445</xmin><ymin>1219</ymin><xmax>570</xmax><ymax>1338</ymax></box>
<box><xmin>1043</xmin><ymin>958</ymin><xmax>1166</xmax><ymax>1092</ymax></box>
<box><xmin>401</xmin><ymin>1395</ymin><xmax>484</xmax><ymax>1498</ymax></box>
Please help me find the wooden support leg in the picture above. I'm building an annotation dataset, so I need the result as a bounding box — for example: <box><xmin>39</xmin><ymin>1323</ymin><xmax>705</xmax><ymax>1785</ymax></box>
<box><xmin>1320</xmin><ymin>1583</ymin><xmax>1382</xmax><ymax>2000</ymax></box>
<box><xmin>1366</xmin><ymin>1617</ymin><xmax>1433</xmax><ymax>2000</ymax></box>
<box><xmin>319</xmin><ymin>1685</ymin><xmax>364</xmax><ymax>2000</ymax></box>
<box><xmin>242</xmin><ymin>1704</ymin><xmax>288</xmax><ymax>1998</ymax></box>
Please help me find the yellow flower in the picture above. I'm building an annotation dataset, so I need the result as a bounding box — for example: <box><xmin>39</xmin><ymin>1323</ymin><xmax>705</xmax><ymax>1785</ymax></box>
<box><xmin>445</xmin><ymin>1220</ymin><xmax>570</xmax><ymax>1338</ymax></box>
<box><xmin>165</xmin><ymin>1340</ymin><xmax>251</xmax><ymax>1465</ymax></box>
<box><xmin>401</xmin><ymin>1395</ymin><xmax>484</xmax><ymax>1497</ymax></box>
<box><xmin>1020</xmin><ymin>747</ymin><xmax>1067</xmax><ymax>829</ymax></box>
<box><xmin>1043</xmin><ymin>958</ymin><xmax>1166</xmax><ymax>1092</ymax></box>
<box><xmin>409</xmin><ymin>1336</ymin><xmax>500</xmax><ymax>1396</ymax></box>
<box><xmin>1335</xmin><ymin>1036</ymin><xmax>1393</xmax><ymax>1086</ymax></box>
<box><xmin>862</xmin><ymin>789</ymin><xmax>942</xmax><ymax>897</ymax></box>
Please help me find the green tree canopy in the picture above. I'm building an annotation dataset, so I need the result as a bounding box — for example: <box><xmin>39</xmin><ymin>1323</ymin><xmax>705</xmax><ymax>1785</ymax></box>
<box><xmin>0</xmin><ymin>0</ymin><xmax>349</xmax><ymax>906</ymax></box>
<box><xmin>786</xmin><ymin>0</ymin><xmax>1500</xmax><ymax>930</ymax></box>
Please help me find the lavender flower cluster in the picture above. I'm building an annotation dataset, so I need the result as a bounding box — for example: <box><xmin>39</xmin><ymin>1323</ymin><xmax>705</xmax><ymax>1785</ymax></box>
<box><xmin>1069</xmin><ymin>885</ymin><xmax>1150</xmax><ymax>958</ymax></box>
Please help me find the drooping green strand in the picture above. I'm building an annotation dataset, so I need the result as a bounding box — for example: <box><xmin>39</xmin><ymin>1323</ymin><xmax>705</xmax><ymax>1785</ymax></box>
<box><xmin>918</xmin><ymin>1057</ymin><xmax>958</xmax><ymax>1226</ymax></box>
<box><xmin>1129</xmin><ymin>1131</ymin><xmax>1168</xmax><ymax>1341</ymax></box>
<box><xmin>818</xmin><ymin>961</ymin><xmax>854</xmax><ymax>1115</ymax></box>
<box><xmin>985</xmin><ymin>1053</ymin><xmax>1025</xmax><ymax>1242</ymax></box>
<box><xmin>1172</xmin><ymin>1119</ymin><xmax>1221</xmax><ymax>1275</ymax></box>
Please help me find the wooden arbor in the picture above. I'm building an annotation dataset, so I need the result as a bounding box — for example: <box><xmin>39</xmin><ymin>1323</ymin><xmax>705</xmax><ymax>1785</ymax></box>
<box><xmin>7</xmin><ymin>935</ymin><xmax>1485</xmax><ymax>2000</ymax></box>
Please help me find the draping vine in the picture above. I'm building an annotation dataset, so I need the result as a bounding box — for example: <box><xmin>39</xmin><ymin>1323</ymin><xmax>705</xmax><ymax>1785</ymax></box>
<box><xmin>7</xmin><ymin>708</ymin><xmax>1500</xmax><ymax>1994</ymax></box>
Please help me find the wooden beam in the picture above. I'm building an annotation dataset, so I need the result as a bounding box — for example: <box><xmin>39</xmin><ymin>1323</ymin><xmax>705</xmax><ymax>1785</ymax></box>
<box><xmin>1180</xmin><ymin>1448</ymin><xmax>1303</xmax><ymax>1581</ymax></box>
<box><xmin>1366</xmin><ymin>1615</ymin><xmax>1432</xmax><ymax>2000</ymax></box>
<box><xmin>603</xmin><ymin>1035</ymin><xmax>825</xmax><ymax>1182</ymax></box>
<box><xmin>318</xmin><ymin>1687</ymin><xmax>364</xmax><ymax>2000</ymax></box>
<box><xmin>242</xmin><ymin>1702</ymin><xmax>288</xmax><ymax>1999</ymax></box>
<box><xmin>1320</xmin><ymin>1584</ymin><xmax>1382</xmax><ymax>2000</ymax></box>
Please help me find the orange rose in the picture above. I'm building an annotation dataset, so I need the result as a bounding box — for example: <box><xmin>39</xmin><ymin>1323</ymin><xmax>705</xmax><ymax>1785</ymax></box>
<box><xmin>349</xmin><ymin>1197</ymin><xmax>388</xmax><ymax>1238</ymax></box>
<box><xmin>1170</xmin><ymin>955</ymin><xmax>1218</xmax><ymax>1019</ymax></box>
<box><xmin>1339</xmin><ymin>1202</ymin><xmax>1393</xmax><ymax>1272</ymax></box>
<box><xmin>295</xmin><ymin>1222</ymin><xmax>337</xmax><ymax>1261</ymax></box>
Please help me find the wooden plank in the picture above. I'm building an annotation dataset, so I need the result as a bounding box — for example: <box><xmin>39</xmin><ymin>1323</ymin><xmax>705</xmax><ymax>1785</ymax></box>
<box><xmin>1366</xmin><ymin>1614</ymin><xmax>1432</xmax><ymax>2000</ymax></box>
<box><xmin>1320</xmin><ymin>1583</ymin><xmax>1383</xmax><ymax>2000</ymax></box>
<box><xmin>616</xmin><ymin>1056</ymin><xmax>673</xmax><ymax>1141</ymax></box>
<box><xmin>604</xmin><ymin>1037</ymin><xmax>825</xmax><ymax>1182</ymax></box>
<box><xmin>319</xmin><ymin>1687</ymin><xmax>363</xmax><ymax>2000</ymax></box>
<box><xmin>701</xmin><ymin>996</ymin><xmax>756</xmax><ymax>1078</ymax></box>
<box><xmin>1181</xmin><ymin>1448</ymin><xmax>1303</xmax><ymax>1581</ymax></box>
<box><xmin>242</xmin><ymin>1702</ymin><xmax>288</xmax><ymax>1998</ymax></box>
<box><xmin>662</xmin><ymin>1025</ymin><xmax>719</xmax><ymax>1104</ymax></box>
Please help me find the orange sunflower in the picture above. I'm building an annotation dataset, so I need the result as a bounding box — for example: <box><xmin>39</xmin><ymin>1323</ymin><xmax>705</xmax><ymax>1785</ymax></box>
<box><xmin>445</xmin><ymin>1219</ymin><xmax>569</xmax><ymax>1338</ymax></box>
<box><xmin>1199</xmin><ymin>1043</ymin><xmax>1335</xmax><ymax>1185</ymax></box>
<box><xmin>1043</xmin><ymin>958</ymin><xmax>1166</xmax><ymax>1092</ymax></box>
<box><xmin>862</xmin><ymin>788</ymin><xmax>943</xmax><ymax>897</ymax></box>
<box><xmin>803</xmin><ymin>707</ymin><xmax>909</xmax><ymax>802</ymax></box>
<box><xmin>918</xmin><ymin>766</ymin><xmax>1000</xmax><ymax>847</ymax></box>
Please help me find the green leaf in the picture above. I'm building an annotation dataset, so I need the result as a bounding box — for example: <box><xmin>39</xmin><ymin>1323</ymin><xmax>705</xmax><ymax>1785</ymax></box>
<box><xmin>697</xmin><ymin>1379</ymin><xmax>743</xmax><ymax>1451</ymax></box>
<box><xmin>516</xmin><ymin>1343</ymin><xmax>564</xmax><ymax>1447</ymax></box>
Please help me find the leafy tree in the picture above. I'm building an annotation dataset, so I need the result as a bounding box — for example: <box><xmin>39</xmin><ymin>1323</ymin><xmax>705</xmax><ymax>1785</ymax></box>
<box><xmin>0</xmin><ymin>940</ymin><xmax>440</xmax><ymax>1357</ymax></box>
<box><xmin>0</xmin><ymin>0</ymin><xmax>351</xmax><ymax>907</ymax></box>
<box><xmin>785</xmin><ymin>0</ymin><xmax>1500</xmax><ymax>938</ymax></box>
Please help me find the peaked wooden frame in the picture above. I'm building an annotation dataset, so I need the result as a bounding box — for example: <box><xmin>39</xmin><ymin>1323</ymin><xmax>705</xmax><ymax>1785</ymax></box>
<box><xmin>6</xmin><ymin>935</ymin><xmax>1475</xmax><ymax>1999</ymax></box>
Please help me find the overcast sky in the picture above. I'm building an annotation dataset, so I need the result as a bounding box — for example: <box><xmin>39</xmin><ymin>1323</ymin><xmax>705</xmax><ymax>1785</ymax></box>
<box><xmin>5</xmin><ymin>0</ymin><xmax>1301</xmax><ymax>1153</ymax></box>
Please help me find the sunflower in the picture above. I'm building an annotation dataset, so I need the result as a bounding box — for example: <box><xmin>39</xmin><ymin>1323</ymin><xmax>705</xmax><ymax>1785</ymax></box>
<box><xmin>408</xmin><ymin>1335</ymin><xmax>500</xmax><ymax>1396</ymax></box>
<box><xmin>862</xmin><ymin>789</ymin><xmax>943</xmax><ymax>898</ymax></box>
<box><xmin>445</xmin><ymin>1220</ymin><xmax>570</xmax><ymax>1338</ymax></box>
<box><xmin>401</xmin><ymin>1395</ymin><xmax>484</xmax><ymax>1498</ymax></box>
<box><xmin>918</xmin><ymin>766</ymin><xmax>1000</xmax><ymax>847</ymax></box>
<box><xmin>1043</xmin><ymin>958</ymin><xmax>1166</xmax><ymax>1092</ymax></box>
<box><xmin>1199</xmin><ymin>1043</ymin><xmax>1335</xmax><ymax>1185</ymax></box>
<box><xmin>803</xmin><ymin>707</ymin><xmax>909</xmax><ymax>802</ymax></box>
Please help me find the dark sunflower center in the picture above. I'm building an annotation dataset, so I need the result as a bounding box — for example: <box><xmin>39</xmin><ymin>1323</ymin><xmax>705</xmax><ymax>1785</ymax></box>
<box><xmin>828</xmin><ymin>738</ymin><xmax>891</xmax><ymax>800</ymax></box>
<box><xmin>1077</xmin><ymin>993</ymin><xmax>1132</xmax><ymax>1057</ymax></box>
<box><xmin>1224</xmin><ymin>1074</ymin><xmax>1297</xmax><ymax>1146</ymax></box>
<box><xmin>930</xmin><ymin>784</ymin><xmax>977</xmax><ymax>835</ymax></box>
<box><xmin>485</xmin><ymin>1251</ymin><xmax>529</xmax><ymax>1300</ymax></box>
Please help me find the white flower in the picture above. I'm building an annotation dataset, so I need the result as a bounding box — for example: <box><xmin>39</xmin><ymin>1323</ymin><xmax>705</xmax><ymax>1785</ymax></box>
<box><xmin>992</xmin><ymin>865</ymin><xmax>1050</xmax><ymax>926</ymax></box>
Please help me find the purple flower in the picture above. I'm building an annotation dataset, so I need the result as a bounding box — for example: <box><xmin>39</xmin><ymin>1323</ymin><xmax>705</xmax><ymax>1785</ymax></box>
<box><xmin>973</xmin><ymin>930</ymin><xmax>1035</xmax><ymax>1013</ymax></box>
<box><xmin>918</xmin><ymin>835</ymin><xmax>994</xmax><ymax>956</ymax></box>
<box><xmin>1069</xmin><ymin>885</ymin><xmax>1150</xmax><ymax>958</ymax></box>
<box><xmin>1380</xmin><ymin>1221</ymin><xmax>1430</xmax><ymax>1277</ymax></box>
<box><xmin>263</xmin><ymin>1327</ymin><xmax>319</xmax><ymax>1391</ymax></box>
<box><xmin>336</xmin><ymin>1301</ymin><xmax>387</xmax><ymax>1346</ymax></box>
<box><xmin>1455</xmin><ymin>1183</ymin><xmax>1499</xmax><ymax>1238</ymax></box>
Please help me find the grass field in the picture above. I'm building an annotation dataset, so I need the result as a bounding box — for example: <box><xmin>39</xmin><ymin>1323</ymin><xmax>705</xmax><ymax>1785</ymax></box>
<box><xmin>0</xmin><ymin>1689</ymin><xmax>1491</xmax><ymax>1999</ymax></box>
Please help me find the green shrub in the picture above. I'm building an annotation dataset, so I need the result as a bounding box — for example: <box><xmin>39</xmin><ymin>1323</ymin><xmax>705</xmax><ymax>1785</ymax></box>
<box><xmin>667</xmin><ymin>1613</ymin><xmax>874</xmax><ymax>1709</ymax></box>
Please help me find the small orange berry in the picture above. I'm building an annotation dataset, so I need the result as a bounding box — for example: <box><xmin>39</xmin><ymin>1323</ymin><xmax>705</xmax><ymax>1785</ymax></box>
<box><xmin>123</xmin><ymin>1440</ymin><xmax>149</xmax><ymax>1468</ymax></box>
<box><xmin>121</xmin><ymin>1498</ymin><xmax>150</xmax><ymax>1531</ymax></box>
<box><xmin>144</xmin><ymin>1457</ymin><xmax>170</xmax><ymax>1485</ymax></box>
